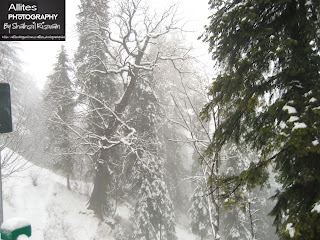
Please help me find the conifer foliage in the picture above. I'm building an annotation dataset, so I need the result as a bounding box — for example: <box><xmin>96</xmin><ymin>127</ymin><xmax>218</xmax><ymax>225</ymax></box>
<box><xmin>44</xmin><ymin>45</ymin><xmax>75</xmax><ymax>190</ymax></box>
<box><xmin>202</xmin><ymin>0</ymin><xmax>320</xmax><ymax>238</ymax></box>
<box><xmin>189</xmin><ymin>184</ymin><xmax>212</xmax><ymax>240</ymax></box>
<box><xmin>72</xmin><ymin>0</ymin><xmax>183</xmax><ymax>221</ymax></box>
<box><xmin>133</xmin><ymin>154</ymin><xmax>176</xmax><ymax>240</ymax></box>
<box><xmin>128</xmin><ymin>73</ymin><xmax>177</xmax><ymax>240</ymax></box>
<box><xmin>74</xmin><ymin>0</ymin><xmax>118</xmax><ymax>217</ymax></box>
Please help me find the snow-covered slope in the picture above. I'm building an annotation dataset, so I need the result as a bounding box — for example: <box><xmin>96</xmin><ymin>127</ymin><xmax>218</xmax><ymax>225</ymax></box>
<box><xmin>2</xmin><ymin>148</ymin><xmax>114</xmax><ymax>240</ymax></box>
<box><xmin>1</xmin><ymin>149</ymin><xmax>197</xmax><ymax>240</ymax></box>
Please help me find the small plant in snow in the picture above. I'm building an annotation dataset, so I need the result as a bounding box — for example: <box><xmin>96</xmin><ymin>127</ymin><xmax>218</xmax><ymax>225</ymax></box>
<box><xmin>29</xmin><ymin>170</ymin><xmax>40</xmax><ymax>186</ymax></box>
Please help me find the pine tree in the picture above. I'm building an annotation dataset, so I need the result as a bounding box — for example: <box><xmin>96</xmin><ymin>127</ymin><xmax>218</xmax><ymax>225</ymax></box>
<box><xmin>133</xmin><ymin>154</ymin><xmax>176</xmax><ymax>240</ymax></box>
<box><xmin>74</xmin><ymin>0</ymin><xmax>119</xmax><ymax>217</ymax></box>
<box><xmin>189</xmin><ymin>183</ymin><xmax>212</xmax><ymax>240</ymax></box>
<box><xmin>249</xmin><ymin>188</ymin><xmax>279</xmax><ymax>240</ymax></box>
<box><xmin>75</xmin><ymin>0</ymin><xmax>116</xmax><ymax>102</ymax></box>
<box><xmin>219</xmin><ymin>144</ymin><xmax>252</xmax><ymax>240</ymax></box>
<box><xmin>124</xmin><ymin>72</ymin><xmax>176</xmax><ymax>240</ymax></box>
<box><xmin>218</xmin><ymin>143</ymin><xmax>277</xmax><ymax>240</ymax></box>
<box><xmin>201</xmin><ymin>1</ymin><xmax>320</xmax><ymax>238</ymax></box>
<box><xmin>44</xmin><ymin>45</ymin><xmax>75</xmax><ymax>190</ymax></box>
<box><xmin>74</xmin><ymin>0</ymin><xmax>182</xmax><ymax>220</ymax></box>
<box><xmin>162</xmin><ymin>123</ymin><xmax>186</xmax><ymax>212</ymax></box>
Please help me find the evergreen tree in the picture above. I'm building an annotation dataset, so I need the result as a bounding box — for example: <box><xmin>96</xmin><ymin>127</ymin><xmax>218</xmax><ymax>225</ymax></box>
<box><xmin>126</xmin><ymin>73</ymin><xmax>176</xmax><ymax>240</ymax></box>
<box><xmin>219</xmin><ymin>144</ymin><xmax>252</xmax><ymax>240</ymax></box>
<box><xmin>133</xmin><ymin>154</ymin><xmax>176</xmax><ymax>240</ymax></box>
<box><xmin>162</xmin><ymin>124</ymin><xmax>187</xmax><ymax>212</ymax></box>
<box><xmin>201</xmin><ymin>0</ymin><xmax>320</xmax><ymax>238</ymax></box>
<box><xmin>44</xmin><ymin>45</ymin><xmax>75</xmax><ymax>190</ymax></box>
<box><xmin>189</xmin><ymin>183</ymin><xmax>212</xmax><ymax>240</ymax></box>
<box><xmin>74</xmin><ymin>0</ymin><xmax>182</xmax><ymax>220</ymax></box>
<box><xmin>75</xmin><ymin>0</ymin><xmax>116</xmax><ymax>102</ymax></box>
<box><xmin>74</xmin><ymin>0</ymin><xmax>119</xmax><ymax>217</ymax></box>
<box><xmin>249</xmin><ymin>188</ymin><xmax>279</xmax><ymax>240</ymax></box>
<box><xmin>215</xmin><ymin>143</ymin><xmax>277</xmax><ymax>240</ymax></box>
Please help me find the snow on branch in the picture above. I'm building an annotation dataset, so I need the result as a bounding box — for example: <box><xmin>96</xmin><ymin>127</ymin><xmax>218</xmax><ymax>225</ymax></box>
<box><xmin>85</xmin><ymin>0</ymin><xmax>185</xmax><ymax>80</ymax></box>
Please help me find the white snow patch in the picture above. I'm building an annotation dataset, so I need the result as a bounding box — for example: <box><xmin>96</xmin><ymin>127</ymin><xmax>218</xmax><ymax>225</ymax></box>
<box><xmin>288</xmin><ymin>116</ymin><xmax>299</xmax><ymax>122</ymax></box>
<box><xmin>230</xmin><ymin>227</ymin><xmax>240</xmax><ymax>238</ymax></box>
<box><xmin>283</xmin><ymin>104</ymin><xmax>297</xmax><ymax>114</ymax></box>
<box><xmin>312</xmin><ymin>140</ymin><xmax>319</xmax><ymax>146</ymax></box>
<box><xmin>17</xmin><ymin>235</ymin><xmax>29</xmax><ymax>240</ymax></box>
<box><xmin>186</xmin><ymin>108</ymin><xmax>195</xmax><ymax>116</ymax></box>
<box><xmin>286</xmin><ymin>223</ymin><xmax>295</xmax><ymax>238</ymax></box>
<box><xmin>115</xmin><ymin>204</ymin><xmax>132</xmax><ymax>219</ymax></box>
<box><xmin>309</xmin><ymin>97</ymin><xmax>317</xmax><ymax>103</ymax></box>
<box><xmin>304</xmin><ymin>90</ymin><xmax>313</xmax><ymax>97</ymax></box>
<box><xmin>2</xmin><ymin>148</ymin><xmax>114</xmax><ymax>240</ymax></box>
<box><xmin>305</xmin><ymin>0</ymin><xmax>312</xmax><ymax>6</ymax></box>
<box><xmin>293</xmin><ymin>122</ymin><xmax>307</xmax><ymax>130</ymax></box>
<box><xmin>175</xmin><ymin>224</ymin><xmax>198</xmax><ymax>240</ymax></box>
<box><xmin>312</xmin><ymin>202</ymin><xmax>320</xmax><ymax>213</ymax></box>
<box><xmin>279</xmin><ymin>121</ymin><xmax>287</xmax><ymax>129</ymax></box>
<box><xmin>1</xmin><ymin>148</ymin><xmax>195</xmax><ymax>240</ymax></box>
<box><xmin>1</xmin><ymin>217</ymin><xmax>30</xmax><ymax>231</ymax></box>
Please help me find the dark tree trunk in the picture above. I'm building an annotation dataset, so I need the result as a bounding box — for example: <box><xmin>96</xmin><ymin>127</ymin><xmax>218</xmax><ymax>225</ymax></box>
<box><xmin>87</xmin><ymin>155</ymin><xmax>110</xmax><ymax>220</ymax></box>
<box><xmin>67</xmin><ymin>173</ymin><xmax>71</xmax><ymax>190</ymax></box>
<box><xmin>87</xmin><ymin>53</ymin><xmax>144</xmax><ymax>220</ymax></box>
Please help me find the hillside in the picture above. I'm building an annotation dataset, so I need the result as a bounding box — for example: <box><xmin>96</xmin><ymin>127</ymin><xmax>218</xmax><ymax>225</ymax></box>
<box><xmin>1</xmin><ymin>148</ymin><xmax>196</xmax><ymax>240</ymax></box>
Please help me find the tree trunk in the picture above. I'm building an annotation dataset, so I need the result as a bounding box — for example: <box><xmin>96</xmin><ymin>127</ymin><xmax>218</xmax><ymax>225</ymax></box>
<box><xmin>87</xmin><ymin>153</ymin><xmax>110</xmax><ymax>220</ymax></box>
<box><xmin>248</xmin><ymin>201</ymin><xmax>255</xmax><ymax>240</ymax></box>
<box><xmin>67</xmin><ymin>173</ymin><xmax>71</xmax><ymax>190</ymax></box>
<box><xmin>87</xmin><ymin>65</ymin><xmax>140</xmax><ymax>220</ymax></box>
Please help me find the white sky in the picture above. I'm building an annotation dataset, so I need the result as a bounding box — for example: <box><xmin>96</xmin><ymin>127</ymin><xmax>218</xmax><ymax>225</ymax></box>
<box><xmin>18</xmin><ymin>0</ymin><xmax>212</xmax><ymax>90</ymax></box>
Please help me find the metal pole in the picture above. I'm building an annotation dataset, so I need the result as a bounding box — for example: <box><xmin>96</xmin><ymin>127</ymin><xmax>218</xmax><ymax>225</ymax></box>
<box><xmin>0</xmin><ymin>135</ymin><xmax>3</xmax><ymax>226</ymax></box>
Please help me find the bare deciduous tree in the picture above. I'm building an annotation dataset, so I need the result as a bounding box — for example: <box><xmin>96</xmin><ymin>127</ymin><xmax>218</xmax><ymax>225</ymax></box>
<box><xmin>73</xmin><ymin>0</ymin><xmax>187</xmax><ymax>219</ymax></box>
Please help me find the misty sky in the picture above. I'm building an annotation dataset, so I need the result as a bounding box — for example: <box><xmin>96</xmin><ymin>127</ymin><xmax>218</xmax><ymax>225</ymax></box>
<box><xmin>18</xmin><ymin>0</ymin><xmax>212</xmax><ymax>90</ymax></box>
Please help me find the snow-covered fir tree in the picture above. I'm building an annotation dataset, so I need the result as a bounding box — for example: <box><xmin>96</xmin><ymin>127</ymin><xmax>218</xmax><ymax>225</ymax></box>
<box><xmin>161</xmin><ymin>123</ymin><xmax>187</xmax><ymax>212</ymax></box>
<box><xmin>202</xmin><ymin>1</ymin><xmax>320</xmax><ymax>238</ymax></box>
<box><xmin>44</xmin><ymin>45</ymin><xmax>75</xmax><ymax>190</ymax></box>
<box><xmin>133</xmin><ymin>153</ymin><xmax>176</xmax><ymax>240</ymax></box>
<box><xmin>122</xmin><ymin>72</ymin><xmax>176</xmax><ymax>239</ymax></box>
<box><xmin>73</xmin><ymin>0</ymin><xmax>184</xmax><ymax>221</ymax></box>
<box><xmin>189</xmin><ymin>183</ymin><xmax>212</xmax><ymax>240</ymax></box>
<box><xmin>75</xmin><ymin>0</ymin><xmax>116</xmax><ymax>103</ymax></box>
<box><xmin>149</xmin><ymin>35</ymin><xmax>199</xmax><ymax>213</ymax></box>
<box><xmin>219</xmin><ymin>143</ymin><xmax>255</xmax><ymax>240</ymax></box>
<box><xmin>0</xmin><ymin>42</ymin><xmax>30</xmax><ymax>144</ymax></box>
<box><xmin>219</xmin><ymin>143</ymin><xmax>277</xmax><ymax>240</ymax></box>
<box><xmin>74</xmin><ymin>0</ymin><xmax>119</xmax><ymax>217</ymax></box>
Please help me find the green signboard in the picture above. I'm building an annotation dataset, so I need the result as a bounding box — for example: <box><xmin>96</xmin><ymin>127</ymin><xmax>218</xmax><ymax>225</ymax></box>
<box><xmin>0</xmin><ymin>83</ymin><xmax>12</xmax><ymax>134</ymax></box>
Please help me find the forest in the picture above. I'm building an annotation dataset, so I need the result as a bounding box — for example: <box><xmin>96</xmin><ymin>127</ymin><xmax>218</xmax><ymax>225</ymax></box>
<box><xmin>0</xmin><ymin>0</ymin><xmax>319</xmax><ymax>239</ymax></box>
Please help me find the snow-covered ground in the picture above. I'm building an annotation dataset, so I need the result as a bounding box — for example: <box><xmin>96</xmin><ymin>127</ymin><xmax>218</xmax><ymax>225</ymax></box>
<box><xmin>1</xmin><ymin>149</ymin><xmax>197</xmax><ymax>239</ymax></box>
